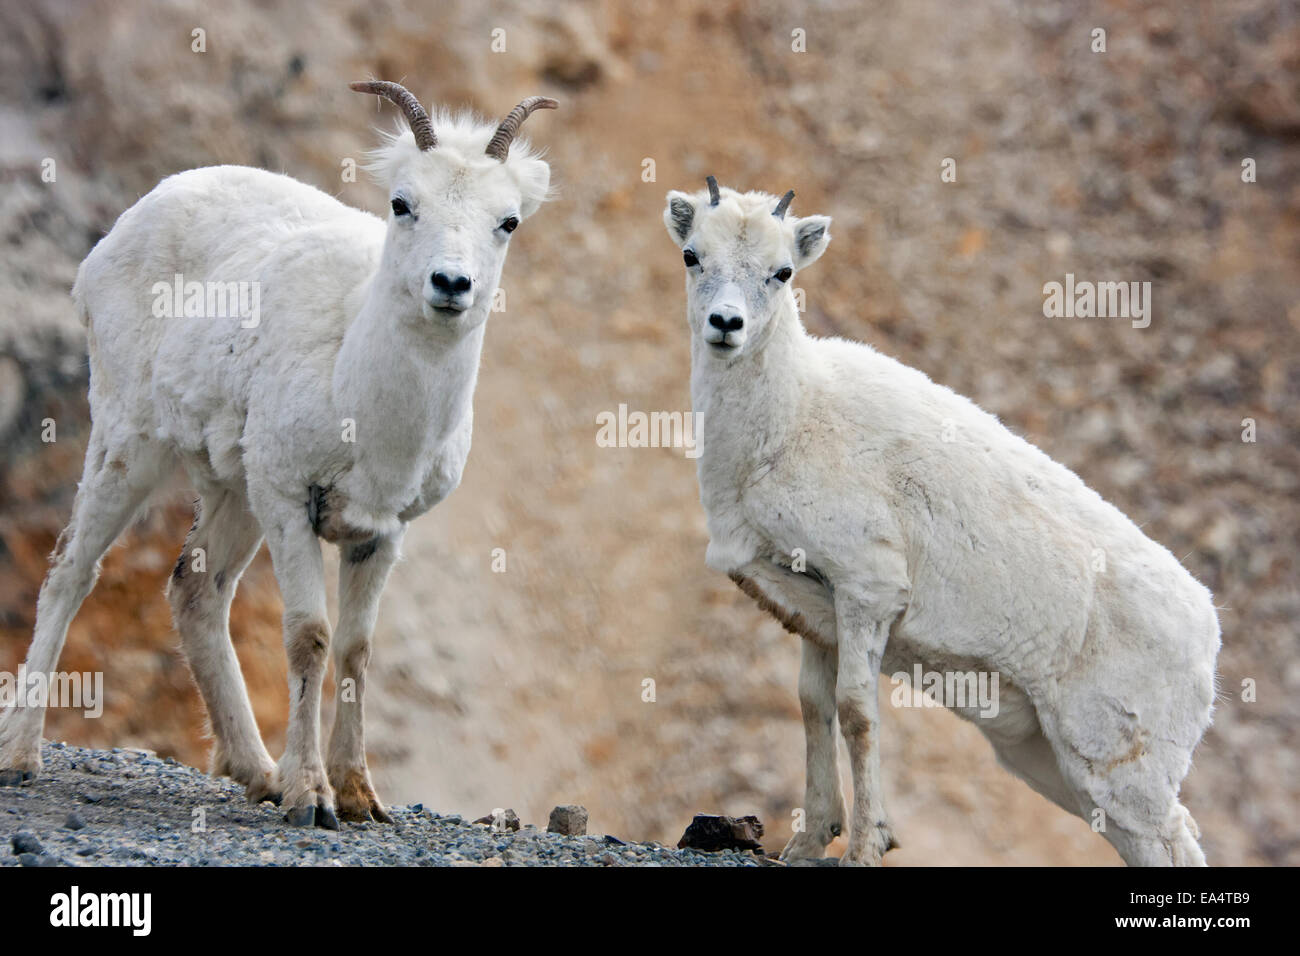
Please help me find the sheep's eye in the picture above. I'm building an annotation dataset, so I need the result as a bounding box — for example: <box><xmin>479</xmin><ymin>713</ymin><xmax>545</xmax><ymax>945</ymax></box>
<box><xmin>773</xmin><ymin>266</ymin><xmax>793</xmax><ymax>283</ymax></box>
<box><xmin>391</xmin><ymin>197</ymin><xmax>411</xmax><ymax>217</ymax></box>
<box><xmin>499</xmin><ymin>216</ymin><xmax>519</xmax><ymax>234</ymax></box>
<box><xmin>683</xmin><ymin>249</ymin><xmax>699</xmax><ymax>268</ymax></box>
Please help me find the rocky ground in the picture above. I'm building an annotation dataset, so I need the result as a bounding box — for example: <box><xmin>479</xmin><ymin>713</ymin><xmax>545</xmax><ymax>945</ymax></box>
<box><xmin>0</xmin><ymin>744</ymin><xmax>765</xmax><ymax>866</ymax></box>
<box><xmin>1</xmin><ymin>0</ymin><xmax>1296</xmax><ymax>865</ymax></box>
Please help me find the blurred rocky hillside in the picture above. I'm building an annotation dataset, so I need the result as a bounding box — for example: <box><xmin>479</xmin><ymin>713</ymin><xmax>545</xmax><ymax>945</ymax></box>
<box><xmin>0</xmin><ymin>0</ymin><xmax>1296</xmax><ymax>863</ymax></box>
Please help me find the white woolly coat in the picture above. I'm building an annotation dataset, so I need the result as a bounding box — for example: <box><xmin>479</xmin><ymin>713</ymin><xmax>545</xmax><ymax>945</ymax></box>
<box><xmin>694</xmin><ymin>311</ymin><xmax>1220</xmax><ymax>785</ymax></box>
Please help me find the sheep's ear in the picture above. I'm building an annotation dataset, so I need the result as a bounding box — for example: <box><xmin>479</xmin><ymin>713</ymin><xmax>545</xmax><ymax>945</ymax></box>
<box><xmin>512</xmin><ymin>157</ymin><xmax>551</xmax><ymax>219</ymax></box>
<box><xmin>663</xmin><ymin>191</ymin><xmax>696</xmax><ymax>246</ymax></box>
<box><xmin>792</xmin><ymin>215</ymin><xmax>832</xmax><ymax>270</ymax></box>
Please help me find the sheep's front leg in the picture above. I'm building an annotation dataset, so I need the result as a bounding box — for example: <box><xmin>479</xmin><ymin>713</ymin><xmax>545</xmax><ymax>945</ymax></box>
<box><xmin>261</xmin><ymin>505</ymin><xmax>337</xmax><ymax>829</ymax></box>
<box><xmin>782</xmin><ymin>638</ymin><xmax>847</xmax><ymax>860</ymax></box>
<box><xmin>835</xmin><ymin>594</ymin><xmax>899</xmax><ymax>866</ymax></box>
<box><xmin>327</xmin><ymin>532</ymin><xmax>402</xmax><ymax>823</ymax></box>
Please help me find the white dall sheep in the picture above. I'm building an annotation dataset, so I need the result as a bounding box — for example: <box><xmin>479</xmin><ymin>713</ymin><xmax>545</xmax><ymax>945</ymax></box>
<box><xmin>663</xmin><ymin>177</ymin><xmax>1220</xmax><ymax>866</ymax></box>
<box><xmin>0</xmin><ymin>82</ymin><xmax>557</xmax><ymax>828</ymax></box>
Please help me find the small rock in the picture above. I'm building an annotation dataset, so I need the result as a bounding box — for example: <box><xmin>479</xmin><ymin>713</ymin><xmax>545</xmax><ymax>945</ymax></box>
<box><xmin>473</xmin><ymin>808</ymin><xmax>521</xmax><ymax>831</ymax></box>
<box><xmin>676</xmin><ymin>814</ymin><xmax>765</xmax><ymax>852</ymax></box>
<box><xmin>65</xmin><ymin>812</ymin><xmax>87</xmax><ymax>830</ymax></box>
<box><xmin>547</xmin><ymin>805</ymin><xmax>589</xmax><ymax>836</ymax></box>
<box><xmin>12</xmin><ymin>831</ymin><xmax>43</xmax><ymax>855</ymax></box>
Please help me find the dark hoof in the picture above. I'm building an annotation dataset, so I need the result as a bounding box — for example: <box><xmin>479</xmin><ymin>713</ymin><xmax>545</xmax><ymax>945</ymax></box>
<box><xmin>244</xmin><ymin>774</ymin><xmax>281</xmax><ymax>806</ymax></box>
<box><xmin>285</xmin><ymin>805</ymin><xmax>317</xmax><ymax>827</ymax></box>
<box><xmin>877</xmin><ymin>821</ymin><xmax>900</xmax><ymax>852</ymax></box>
<box><xmin>338</xmin><ymin>804</ymin><xmax>388</xmax><ymax>825</ymax></box>
<box><xmin>0</xmin><ymin>768</ymin><xmax>34</xmax><ymax>787</ymax></box>
<box><xmin>316</xmin><ymin>806</ymin><xmax>340</xmax><ymax>831</ymax></box>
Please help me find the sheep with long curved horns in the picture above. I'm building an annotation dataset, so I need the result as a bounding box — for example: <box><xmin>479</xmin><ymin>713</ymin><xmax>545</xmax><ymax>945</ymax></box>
<box><xmin>0</xmin><ymin>82</ymin><xmax>558</xmax><ymax>829</ymax></box>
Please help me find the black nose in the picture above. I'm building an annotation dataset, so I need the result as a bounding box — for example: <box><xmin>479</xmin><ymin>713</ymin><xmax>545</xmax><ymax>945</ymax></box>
<box><xmin>431</xmin><ymin>271</ymin><xmax>472</xmax><ymax>295</ymax></box>
<box><xmin>709</xmin><ymin>312</ymin><xmax>744</xmax><ymax>332</ymax></box>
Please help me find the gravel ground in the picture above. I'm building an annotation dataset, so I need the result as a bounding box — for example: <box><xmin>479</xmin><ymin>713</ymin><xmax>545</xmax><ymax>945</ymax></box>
<box><xmin>0</xmin><ymin>744</ymin><xmax>767</xmax><ymax>867</ymax></box>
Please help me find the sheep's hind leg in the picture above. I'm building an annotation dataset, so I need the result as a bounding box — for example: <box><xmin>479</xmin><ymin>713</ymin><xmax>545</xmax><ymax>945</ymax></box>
<box><xmin>254</xmin><ymin>490</ymin><xmax>337</xmax><ymax>829</ymax></box>
<box><xmin>0</xmin><ymin>431</ymin><xmax>170</xmax><ymax>784</ymax></box>
<box><xmin>1095</xmin><ymin>803</ymin><xmax>1205</xmax><ymax>866</ymax></box>
<box><xmin>1064</xmin><ymin>754</ymin><xmax>1207</xmax><ymax>866</ymax></box>
<box><xmin>1045</xmin><ymin>708</ymin><xmax>1207</xmax><ymax>866</ymax></box>
<box><xmin>167</xmin><ymin>487</ymin><xmax>277</xmax><ymax>804</ymax></box>
<box><xmin>326</xmin><ymin>531</ymin><xmax>403</xmax><ymax>823</ymax></box>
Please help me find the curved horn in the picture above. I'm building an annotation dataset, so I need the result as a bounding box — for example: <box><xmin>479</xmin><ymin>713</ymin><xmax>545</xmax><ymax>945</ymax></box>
<box><xmin>706</xmin><ymin>175</ymin><xmax>720</xmax><ymax>206</ymax></box>
<box><xmin>349</xmin><ymin>80</ymin><xmax>437</xmax><ymax>151</ymax></box>
<box><xmin>485</xmin><ymin>95</ymin><xmax>559</xmax><ymax>162</ymax></box>
<box><xmin>773</xmin><ymin>189</ymin><xmax>795</xmax><ymax>219</ymax></box>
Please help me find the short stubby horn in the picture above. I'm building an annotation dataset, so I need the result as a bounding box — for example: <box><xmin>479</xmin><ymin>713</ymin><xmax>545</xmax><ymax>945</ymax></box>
<box><xmin>485</xmin><ymin>96</ymin><xmax>559</xmax><ymax>162</ymax></box>
<box><xmin>706</xmin><ymin>175</ymin><xmax>721</xmax><ymax>206</ymax></box>
<box><xmin>773</xmin><ymin>189</ymin><xmax>795</xmax><ymax>219</ymax></box>
<box><xmin>349</xmin><ymin>80</ymin><xmax>438</xmax><ymax>151</ymax></box>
